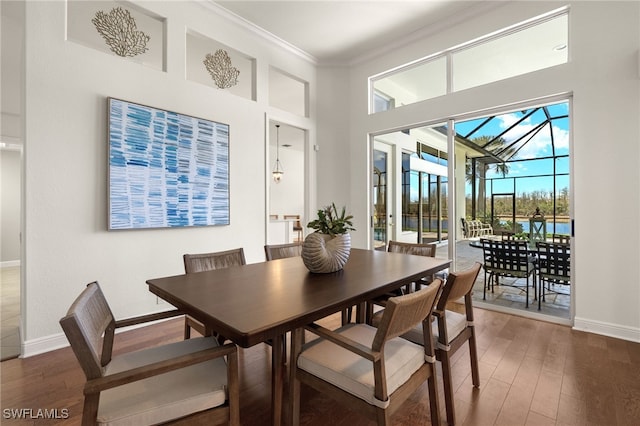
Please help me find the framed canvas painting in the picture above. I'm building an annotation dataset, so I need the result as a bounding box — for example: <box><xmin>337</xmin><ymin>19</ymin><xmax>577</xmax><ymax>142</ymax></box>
<box><xmin>108</xmin><ymin>98</ymin><xmax>230</xmax><ymax>229</ymax></box>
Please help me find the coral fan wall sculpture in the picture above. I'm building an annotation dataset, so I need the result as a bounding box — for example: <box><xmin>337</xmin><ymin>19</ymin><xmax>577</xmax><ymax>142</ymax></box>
<box><xmin>92</xmin><ymin>7</ymin><xmax>150</xmax><ymax>57</ymax></box>
<box><xmin>203</xmin><ymin>49</ymin><xmax>240</xmax><ymax>89</ymax></box>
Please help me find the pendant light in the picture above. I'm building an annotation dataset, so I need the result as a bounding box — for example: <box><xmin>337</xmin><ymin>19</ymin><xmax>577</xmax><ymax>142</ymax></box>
<box><xmin>272</xmin><ymin>124</ymin><xmax>284</xmax><ymax>183</ymax></box>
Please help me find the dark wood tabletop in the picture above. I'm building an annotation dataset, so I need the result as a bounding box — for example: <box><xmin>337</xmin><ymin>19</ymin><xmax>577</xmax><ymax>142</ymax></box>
<box><xmin>147</xmin><ymin>248</ymin><xmax>451</xmax><ymax>348</ymax></box>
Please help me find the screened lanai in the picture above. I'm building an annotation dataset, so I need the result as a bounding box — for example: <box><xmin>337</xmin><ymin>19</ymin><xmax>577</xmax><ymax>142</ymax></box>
<box><xmin>456</xmin><ymin>101</ymin><xmax>570</xmax><ymax>237</ymax></box>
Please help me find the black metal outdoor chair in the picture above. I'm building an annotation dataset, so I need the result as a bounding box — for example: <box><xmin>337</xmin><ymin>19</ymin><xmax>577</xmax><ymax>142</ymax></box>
<box><xmin>481</xmin><ymin>238</ymin><xmax>536</xmax><ymax>308</ymax></box>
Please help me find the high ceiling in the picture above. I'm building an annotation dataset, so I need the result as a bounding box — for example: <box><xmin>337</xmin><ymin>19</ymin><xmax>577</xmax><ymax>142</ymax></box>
<box><xmin>214</xmin><ymin>1</ymin><xmax>501</xmax><ymax>64</ymax></box>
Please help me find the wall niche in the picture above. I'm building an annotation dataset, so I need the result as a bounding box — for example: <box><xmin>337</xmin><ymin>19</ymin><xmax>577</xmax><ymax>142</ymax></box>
<box><xmin>67</xmin><ymin>0</ymin><xmax>165</xmax><ymax>71</ymax></box>
<box><xmin>186</xmin><ymin>30</ymin><xmax>255</xmax><ymax>101</ymax></box>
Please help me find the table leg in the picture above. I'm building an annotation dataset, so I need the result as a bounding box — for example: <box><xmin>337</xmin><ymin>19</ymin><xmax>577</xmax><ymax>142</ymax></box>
<box><xmin>271</xmin><ymin>333</ymin><xmax>285</xmax><ymax>426</ymax></box>
<box><xmin>288</xmin><ymin>328</ymin><xmax>303</xmax><ymax>425</ymax></box>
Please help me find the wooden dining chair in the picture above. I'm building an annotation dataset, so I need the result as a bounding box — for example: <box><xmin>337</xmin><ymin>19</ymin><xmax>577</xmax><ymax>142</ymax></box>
<box><xmin>183</xmin><ymin>248</ymin><xmax>246</xmax><ymax>339</ymax></box>
<box><xmin>399</xmin><ymin>262</ymin><xmax>483</xmax><ymax>426</ymax></box>
<box><xmin>264</xmin><ymin>242</ymin><xmax>303</xmax><ymax>260</ymax></box>
<box><xmin>60</xmin><ymin>282</ymin><xmax>240</xmax><ymax>426</ymax></box>
<box><xmin>283</xmin><ymin>214</ymin><xmax>303</xmax><ymax>242</ymax></box>
<box><xmin>365</xmin><ymin>240</ymin><xmax>439</xmax><ymax>324</ymax></box>
<box><xmin>289</xmin><ymin>281</ymin><xmax>443</xmax><ymax>426</ymax></box>
<box><xmin>387</xmin><ymin>240</ymin><xmax>438</xmax><ymax>292</ymax></box>
<box><xmin>264</xmin><ymin>242</ymin><xmax>305</xmax><ymax>354</ymax></box>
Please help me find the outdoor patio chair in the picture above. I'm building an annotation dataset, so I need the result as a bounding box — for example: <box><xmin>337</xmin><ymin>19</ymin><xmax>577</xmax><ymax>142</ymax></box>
<box><xmin>536</xmin><ymin>241</ymin><xmax>570</xmax><ymax>310</ymax></box>
<box><xmin>552</xmin><ymin>233</ymin><xmax>570</xmax><ymax>244</ymax></box>
<box><xmin>461</xmin><ymin>218</ymin><xmax>469</xmax><ymax>238</ymax></box>
<box><xmin>481</xmin><ymin>238</ymin><xmax>536</xmax><ymax>308</ymax></box>
<box><xmin>60</xmin><ymin>282</ymin><xmax>239</xmax><ymax>426</ymax></box>
<box><xmin>289</xmin><ymin>281</ymin><xmax>443</xmax><ymax>426</ymax></box>
<box><xmin>397</xmin><ymin>262</ymin><xmax>483</xmax><ymax>426</ymax></box>
<box><xmin>500</xmin><ymin>230</ymin><xmax>516</xmax><ymax>240</ymax></box>
<box><xmin>183</xmin><ymin>248</ymin><xmax>246</xmax><ymax>339</ymax></box>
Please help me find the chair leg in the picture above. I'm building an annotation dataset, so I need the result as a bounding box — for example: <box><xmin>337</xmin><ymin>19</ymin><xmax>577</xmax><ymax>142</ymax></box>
<box><xmin>184</xmin><ymin>319</ymin><xmax>191</xmax><ymax>339</ymax></box>
<box><xmin>427</xmin><ymin>365</ymin><xmax>441</xmax><ymax>426</ymax></box>
<box><xmin>469</xmin><ymin>330</ymin><xmax>480</xmax><ymax>388</ymax></box>
<box><xmin>376</xmin><ymin>407</ymin><xmax>391</xmax><ymax>425</ymax></box>
<box><xmin>483</xmin><ymin>271</ymin><xmax>487</xmax><ymax>300</ymax></box>
<box><xmin>538</xmin><ymin>276</ymin><xmax>543</xmax><ymax>310</ymax></box>
<box><xmin>82</xmin><ymin>394</ymin><xmax>100</xmax><ymax>426</ymax></box>
<box><xmin>440</xmin><ymin>352</ymin><xmax>457</xmax><ymax>426</ymax></box>
<box><xmin>341</xmin><ymin>307</ymin><xmax>352</xmax><ymax>325</ymax></box>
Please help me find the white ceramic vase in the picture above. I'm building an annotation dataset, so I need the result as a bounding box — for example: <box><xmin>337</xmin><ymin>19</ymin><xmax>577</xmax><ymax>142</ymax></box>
<box><xmin>301</xmin><ymin>233</ymin><xmax>351</xmax><ymax>273</ymax></box>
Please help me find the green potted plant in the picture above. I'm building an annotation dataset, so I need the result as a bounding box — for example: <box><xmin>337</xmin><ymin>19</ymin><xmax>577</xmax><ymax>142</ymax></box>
<box><xmin>302</xmin><ymin>203</ymin><xmax>355</xmax><ymax>273</ymax></box>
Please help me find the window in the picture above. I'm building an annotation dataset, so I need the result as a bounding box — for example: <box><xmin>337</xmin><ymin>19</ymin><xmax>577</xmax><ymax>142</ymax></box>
<box><xmin>369</xmin><ymin>8</ymin><xmax>568</xmax><ymax>114</ymax></box>
<box><xmin>452</xmin><ymin>13</ymin><xmax>568</xmax><ymax>91</ymax></box>
<box><xmin>373</xmin><ymin>91</ymin><xmax>395</xmax><ymax>113</ymax></box>
<box><xmin>372</xmin><ymin>56</ymin><xmax>446</xmax><ymax>113</ymax></box>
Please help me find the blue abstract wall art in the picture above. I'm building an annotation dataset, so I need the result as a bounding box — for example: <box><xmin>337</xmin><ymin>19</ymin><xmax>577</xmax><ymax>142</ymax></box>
<box><xmin>108</xmin><ymin>98</ymin><xmax>230</xmax><ymax>229</ymax></box>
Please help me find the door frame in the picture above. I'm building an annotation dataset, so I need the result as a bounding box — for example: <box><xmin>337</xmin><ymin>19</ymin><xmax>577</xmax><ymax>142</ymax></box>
<box><xmin>371</xmin><ymin>141</ymin><xmax>393</xmax><ymax>250</ymax></box>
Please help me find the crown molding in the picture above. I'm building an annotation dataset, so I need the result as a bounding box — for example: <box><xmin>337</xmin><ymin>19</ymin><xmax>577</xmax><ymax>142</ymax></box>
<box><xmin>201</xmin><ymin>1</ymin><xmax>318</xmax><ymax>65</ymax></box>
<box><xmin>347</xmin><ymin>1</ymin><xmax>504</xmax><ymax>67</ymax></box>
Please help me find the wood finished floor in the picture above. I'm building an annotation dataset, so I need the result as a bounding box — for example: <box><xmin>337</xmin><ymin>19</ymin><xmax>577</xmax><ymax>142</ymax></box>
<box><xmin>1</xmin><ymin>308</ymin><xmax>639</xmax><ymax>425</ymax></box>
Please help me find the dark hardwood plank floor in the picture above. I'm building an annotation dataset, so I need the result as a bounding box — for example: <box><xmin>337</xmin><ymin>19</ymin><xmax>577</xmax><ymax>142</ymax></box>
<box><xmin>1</xmin><ymin>307</ymin><xmax>639</xmax><ymax>425</ymax></box>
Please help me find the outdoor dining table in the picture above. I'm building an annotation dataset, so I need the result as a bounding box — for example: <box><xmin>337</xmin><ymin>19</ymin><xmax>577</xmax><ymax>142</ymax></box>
<box><xmin>147</xmin><ymin>247</ymin><xmax>451</xmax><ymax>425</ymax></box>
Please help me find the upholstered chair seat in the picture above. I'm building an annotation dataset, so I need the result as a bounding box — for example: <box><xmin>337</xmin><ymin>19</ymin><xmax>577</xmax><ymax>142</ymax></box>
<box><xmin>289</xmin><ymin>282</ymin><xmax>444</xmax><ymax>425</ymax></box>
<box><xmin>97</xmin><ymin>338</ymin><xmax>229</xmax><ymax>425</ymax></box>
<box><xmin>297</xmin><ymin>324</ymin><xmax>427</xmax><ymax>408</ymax></box>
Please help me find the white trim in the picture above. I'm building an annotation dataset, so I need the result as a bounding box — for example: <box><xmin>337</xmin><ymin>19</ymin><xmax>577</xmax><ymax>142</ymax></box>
<box><xmin>20</xmin><ymin>315</ymin><xmax>182</xmax><ymax>358</ymax></box>
<box><xmin>574</xmin><ymin>317</ymin><xmax>640</xmax><ymax>343</ymax></box>
<box><xmin>22</xmin><ymin>333</ymin><xmax>69</xmax><ymax>358</ymax></box>
<box><xmin>199</xmin><ymin>1</ymin><xmax>318</xmax><ymax>65</ymax></box>
<box><xmin>1</xmin><ymin>260</ymin><xmax>20</xmax><ymax>268</ymax></box>
<box><xmin>474</xmin><ymin>301</ymin><xmax>572</xmax><ymax>327</ymax></box>
<box><xmin>475</xmin><ymin>302</ymin><xmax>640</xmax><ymax>343</ymax></box>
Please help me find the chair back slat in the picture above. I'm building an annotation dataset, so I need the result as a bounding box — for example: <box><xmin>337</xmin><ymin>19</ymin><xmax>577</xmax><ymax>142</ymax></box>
<box><xmin>372</xmin><ymin>280</ymin><xmax>443</xmax><ymax>351</ymax></box>
<box><xmin>264</xmin><ymin>242</ymin><xmax>303</xmax><ymax>261</ymax></box>
<box><xmin>481</xmin><ymin>238</ymin><xmax>531</xmax><ymax>276</ymax></box>
<box><xmin>439</xmin><ymin>262</ymin><xmax>482</xmax><ymax>309</ymax></box>
<box><xmin>59</xmin><ymin>282</ymin><xmax>115</xmax><ymax>380</ymax></box>
<box><xmin>537</xmin><ymin>242</ymin><xmax>571</xmax><ymax>281</ymax></box>
<box><xmin>387</xmin><ymin>240</ymin><xmax>437</xmax><ymax>257</ymax></box>
<box><xmin>183</xmin><ymin>248</ymin><xmax>246</xmax><ymax>273</ymax></box>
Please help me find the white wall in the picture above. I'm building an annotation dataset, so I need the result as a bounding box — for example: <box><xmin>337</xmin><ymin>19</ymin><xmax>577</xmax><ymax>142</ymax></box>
<box><xmin>317</xmin><ymin>1</ymin><xmax>640</xmax><ymax>341</ymax></box>
<box><xmin>21</xmin><ymin>0</ymin><xmax>316</xmax><ymax>353</ymax></box>
<box><xmin>316</xmin><ymin>66</ymin><xmax>352</xmax><ymax>214</ymax></box>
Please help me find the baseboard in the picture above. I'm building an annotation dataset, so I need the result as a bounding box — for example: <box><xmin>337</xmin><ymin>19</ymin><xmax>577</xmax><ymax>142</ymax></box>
<box><xmin>21</xmin><ymin>314</ymin><xmax>182</xmax><ymax>358</ymax></box>
<box><xmin>22</xmin><ymin>333</ymin><xmax>69</xmax><ymax>358</ymax></box>
<box><xmin>1</xmin><ymin>260</ymin><xmax>20</xmax><ymax>268</ymax></box>
<box><xmin>474</xmin><ymin>301</ymin><xmax>572</xmax><ymax>326</ymax></box>
<box><xmin>573</xmin><ymin>316</ymin><xmax>640</xmax><ymax>343</ymax></box>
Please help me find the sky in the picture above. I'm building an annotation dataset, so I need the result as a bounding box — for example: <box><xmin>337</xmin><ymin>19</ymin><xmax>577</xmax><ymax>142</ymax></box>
<box><xmin>456</xmin><ymin>101</ymin><xmax>570</xmax><ymax>195</ymax></box>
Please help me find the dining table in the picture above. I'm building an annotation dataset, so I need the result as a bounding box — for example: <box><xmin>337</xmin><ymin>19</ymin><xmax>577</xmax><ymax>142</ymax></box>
<box><xmin>147</xmin><ymin>247</ymin><xmax>451</xmax><ymax>425</ymax></box>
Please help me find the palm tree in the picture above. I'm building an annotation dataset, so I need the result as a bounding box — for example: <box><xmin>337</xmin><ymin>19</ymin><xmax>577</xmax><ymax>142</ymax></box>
<box><xmin>465</xmin><ymin>136</ymin><xmax>512</xmax><ymax>219</ymax></box>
